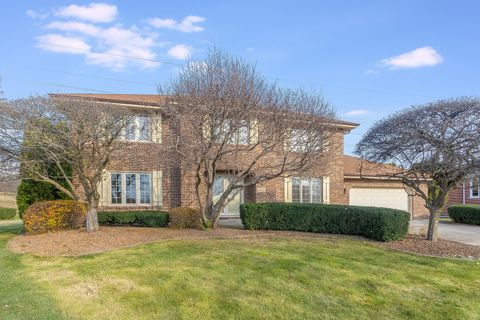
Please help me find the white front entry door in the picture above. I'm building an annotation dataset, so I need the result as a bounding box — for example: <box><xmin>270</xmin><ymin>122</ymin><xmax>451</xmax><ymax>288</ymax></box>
<box><xmin>349</xmin><ymin>188</ymin><xmax>409</xmax><ymax>212</ymax></box>
<box><xmin>213</xmin><ymin>174</ymin><xmax>244</xmax><ymax>217</ymax></box>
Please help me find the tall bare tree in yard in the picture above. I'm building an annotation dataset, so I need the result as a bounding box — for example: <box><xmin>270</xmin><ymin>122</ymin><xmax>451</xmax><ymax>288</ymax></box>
<box><xmin>162</xmin><ymin>49</ymin><xmax>337</xmax><ymax>227</ymax></box>
<box><xmin>356</xmin><ymin>98</ymin><xmax>480</xmax><ymax>241</ymax></box>
<box><xmin>0</xmin><ymin>96</ymin><xmax>133</xmax><ymax>232</ymax></box>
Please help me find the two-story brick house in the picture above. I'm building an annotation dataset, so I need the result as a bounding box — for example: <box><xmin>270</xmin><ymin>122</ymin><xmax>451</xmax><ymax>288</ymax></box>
<box><xmin>52</xmin><ymin>93</ymin><xmax>428</xmax><ymax>219</ymax></box>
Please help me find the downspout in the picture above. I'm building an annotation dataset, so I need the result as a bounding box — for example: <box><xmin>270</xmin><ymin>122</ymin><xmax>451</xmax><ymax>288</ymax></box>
<box><xmin>462</xmin><ymin>182</ymin><xmax>466</xmax><ymax>205</ymax></box>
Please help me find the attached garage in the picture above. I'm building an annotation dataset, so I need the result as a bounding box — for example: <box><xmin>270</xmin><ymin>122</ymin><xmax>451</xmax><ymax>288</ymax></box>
<box><xmin>349</xmin><ymin>188</ymin><xmax>409</xmax><ymax>212</ymax></box>
<box><xmin>344</xmin><ymin>155</ymin><xmax>429</xmax><ymax>219</ymax></box>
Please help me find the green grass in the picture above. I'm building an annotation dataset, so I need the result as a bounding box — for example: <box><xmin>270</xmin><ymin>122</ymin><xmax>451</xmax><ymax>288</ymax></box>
<box><xmin>0</xmin><ymin>222</ymin><xmax>480</xmax><ymax>319</ymax></box>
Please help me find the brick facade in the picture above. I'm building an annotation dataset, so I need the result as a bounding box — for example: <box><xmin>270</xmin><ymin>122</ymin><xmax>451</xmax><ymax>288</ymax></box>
<box><xmin>62</xmin><ymin>94</ymin><xmax>427</xmax><ymax>219</ymax></box>
<box><xmin>446</xmin><ymin>182</ymin><xmax>480</xmax><ymax>212</ymax></box>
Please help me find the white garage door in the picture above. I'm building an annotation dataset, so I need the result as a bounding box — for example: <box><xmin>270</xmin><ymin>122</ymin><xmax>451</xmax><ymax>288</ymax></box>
<box><xmin>349</xmin><ymin>188</ymin><xmax>409</xmax><ymax>212</ymax></box>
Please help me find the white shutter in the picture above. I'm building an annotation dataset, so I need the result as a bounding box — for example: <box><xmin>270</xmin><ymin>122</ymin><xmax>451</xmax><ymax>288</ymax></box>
<box><xmin>202</xmin><ymin>117</ymin><xmax>212</xmax><ymax>140</ymax></box>
<box><xmin>151</xmin><ymin>114</ymin><xmax>162</xmax><ymax>143</ymax></box>
<box><xmin>322</xmin><ymin>176</ymin><xmax>330</xmax><ymax>204</ymax></box>
<box><xmin>152</xmin><ymin>170</ymin><xmax>163</xmax><ymax>207</ymax></box>
<box><xmin>284</xmin><ymin>177</ymin><xmax>292</xmax><ymax>203</ymax></box>
<box><xmin>249</xmin><ymin>119</ymin><xmax>259</xmax><ymax>144</ymax></box>
<box><xmin>98</xmin><ymin>169</ymin><xmax>110</xmax><ymax>207</ymax></box>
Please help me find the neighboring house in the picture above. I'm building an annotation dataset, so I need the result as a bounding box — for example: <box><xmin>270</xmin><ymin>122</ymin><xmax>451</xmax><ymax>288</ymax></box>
<box><xmin>51</xmin><ymin>93</ymin><xmax>428</xmax><ymax>218</ymax></box>
<box><xmin>344</xmin><ymin>155</ymin><xmax>429</xmax><ymax>219</ymax></box>
<box><xmin>445</xmin><ymin>175</ymin><xmax>480</xmax><ymax>211</ymax></box>
<box><xmin>0</xmin><ymin>179</ymin><xmax>20</xmax><ymax>193</ymax></box>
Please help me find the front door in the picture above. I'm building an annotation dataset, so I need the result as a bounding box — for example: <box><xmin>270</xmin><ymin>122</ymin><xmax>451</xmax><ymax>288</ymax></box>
<box><xmin>213</xmin><ymin>174</ymin><xmax>243</xmax><ymax>217</ymax></box>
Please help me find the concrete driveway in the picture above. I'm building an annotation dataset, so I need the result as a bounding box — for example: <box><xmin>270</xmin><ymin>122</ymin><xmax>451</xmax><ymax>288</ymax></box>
<box><xmin>410</xmin><ymin>219</ymin><xmax>480</xmax><ymax>246</ymax></box>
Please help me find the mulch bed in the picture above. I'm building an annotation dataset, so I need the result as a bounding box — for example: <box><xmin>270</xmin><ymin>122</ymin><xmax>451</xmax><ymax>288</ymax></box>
<box><xmin>7</xmin><ymin>226</ymin><xmax>480</xmax><ymax>259</ymax></box>
<box><xmin>7</xmin><ymin>226</ymin><xmax>352</xmax><ymax>257</ymax></box>
<box><xmin>382</xmin><ymin>235</ymin><xmax>480</xmax><ymax>259</ymax></box>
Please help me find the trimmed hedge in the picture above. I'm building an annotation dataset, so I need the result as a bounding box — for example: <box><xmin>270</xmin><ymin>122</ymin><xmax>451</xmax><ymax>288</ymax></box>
<box><xmin>448</xmin><ymin>205</ymin><xmax>480</xmax><ymax>225</ymax></box>
<box><xmin>23</xmin><ymin>200</ymin><xmax>86</xmax><ymax>234</ymax></box>
<box><xmin>98</xmin><ymin>211</ymin><xmax>169</xmax><ymax>227</ymax></box>
<box><xmin>0</xmin><ymin>208</ymin><xmax>16</xmax><ymax>220</ymax></box>
<box><xmin>240</xmin><ymin>203</ymin><xmax>410</xmax><ymax>242</ymax></box>
<box><xmin>169</xmin><ymin>207</ymin><xmax>202</xmax><ymax>229</ymax></box>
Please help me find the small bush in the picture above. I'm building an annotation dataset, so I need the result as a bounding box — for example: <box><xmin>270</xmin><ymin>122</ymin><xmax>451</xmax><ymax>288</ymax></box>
<box><xmin>16</xmin><ymin>179</ymin><xmax>70</xmax><ymax>218</ymax></box>
<box><xmin>98</xmin><ymin>211</ymin><xmax>169</xmax><ymax>227</ymax></box>
<box><xmin>240</xmin><ymin>203</ymin><xmax>410</xmax><ymax>242</ymax></box>
<box><xmin>448</xmin><ymin>205</ymin><xmax>480</xmax><ymax>225</ymax></box>
<box><xmin>169</xmin><ymin>207</ymin><xmax>202</xmax><ymax>229</ymax></box>
<box><xmin>0</xmin><ymin>208</ymin><xmax>16</xmax><ymax>220</ymax></box>
<box><xmin>23</xmin><ymin>200</ymin><xmax>86</xmax><ymax>234</ymax></box>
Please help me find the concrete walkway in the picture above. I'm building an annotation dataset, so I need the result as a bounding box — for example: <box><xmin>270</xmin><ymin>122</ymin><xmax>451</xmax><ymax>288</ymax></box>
<box><xmin>218</xmin><ymin>218</ymin><xmax>244</xmax><ymax>229</ymax></box>
<box><xmin>410</xmin><ymin>219</ymin><xmax>480</xmax><ymax>246</ymax></box>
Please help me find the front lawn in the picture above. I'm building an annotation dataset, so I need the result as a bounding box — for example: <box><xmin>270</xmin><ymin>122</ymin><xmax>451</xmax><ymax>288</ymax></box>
<box><xmin>1</xmin><ymin>222</ymin><xmax>480</xmax><ymax>319</ymax></box>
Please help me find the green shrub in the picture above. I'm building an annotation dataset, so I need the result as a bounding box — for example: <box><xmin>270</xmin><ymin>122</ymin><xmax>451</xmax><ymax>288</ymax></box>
<box><xmin>0</xmin><ymin>208</ymin><xmax>16</xmax><ymax>220</ymax></box>
<box><xmin>448</xmin><ymin>205</ymin><xmax>480</xmax><ymax>225</ymax></box>
<box><xmin>23</xmin><ymin>200</ymin><xmax>86</xmax><ymax>234</ymax></box>
<box><xmin>98</xmin><ymin>211</ymin><xmax>169</xmax><ymax>227</ymax></box>
<box><xmin>169</xmin><ymin>207</ymin><xmax>202</xmax><ymax>229</ymax></box>
<box><xmin>16</xmin><ymin>179</ymin><xmax>70</xmax><ymax>218</ymax></box>
<box><xmin>240</xmin><ymin>203</ymin><xmax>410</xmax><ymax>242</ymax></box>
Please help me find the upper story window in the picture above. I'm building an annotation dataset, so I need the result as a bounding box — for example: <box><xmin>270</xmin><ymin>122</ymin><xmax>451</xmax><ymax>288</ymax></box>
<box><xmin>125</xmin><ymin>116</ymin><xmax>151</xmax><ymax>142</ymax></box>
<box><xmin>290</xmin><ymin>129</ymin><xmax>309</xmax><ymax>152</ymax></box>
<box><xmin>213</xmin><ymin>119</ymin><xmax>250</xmax><ymax>145</ymax></box>
<box><xmin>291</xmin><ymin>177</ymin><xmax>322</xmax><ymax>203</ymax></box>
<box><xmin>470</xmin><ymin>176</ymin><xmax>479</xmax><ymax>198</ymax></box>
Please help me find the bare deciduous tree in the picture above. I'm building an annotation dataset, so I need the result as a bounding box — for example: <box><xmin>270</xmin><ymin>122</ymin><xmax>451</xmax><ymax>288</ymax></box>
<box><xmin>356</xmin><ymin>98</ymin><xmax>480</xmax><ymax>241</ymax></box>
<box><xmin>0</xmin><ymin>96</ymin><xmax>132</xmax><ymax>232</ymax></box>
<box><xmin>161</xmin><ymin>49</ymin><xmax>337</xmax><ymax>227</ymax></box>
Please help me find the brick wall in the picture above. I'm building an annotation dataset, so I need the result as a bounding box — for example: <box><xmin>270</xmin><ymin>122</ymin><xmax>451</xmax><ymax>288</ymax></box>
<box><xmin>446</xmin><ymin>183</ymin><xmax>480</xmax><ymax>212</ymax></box>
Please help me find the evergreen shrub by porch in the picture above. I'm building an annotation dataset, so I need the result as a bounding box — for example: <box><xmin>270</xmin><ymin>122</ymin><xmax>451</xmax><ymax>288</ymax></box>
<box><xmin>169</xmin><ymin>207</ymin><xmax>202</xmax><ymax>229</ymax></box>
<box><xmin>98</xmin><ymin>211</ymin><xmax>169</xmax><ymax>227</ymax></box>
<box><xmin>448</xmin><ymin>205</ymin><xmax>480</xmax><ymax>225</ymax></box>
<box><xmin>240</xmin><ymin>203</ymin><xmax>410</xmax><ymax>242</ymax></box>
<box><xmin>0</xmin><ymin>208</ymin><xmax>16</xmax><ymax>220</ymax></box>
<box><xmin>16</xmin><ymin>179</ymin><xmax>70</xmax><ymax>218</ymax></box>
<box><xmin>23</xmin><ymin>200</ymin><xmax>86</xmax><ymax>234</ymax></box>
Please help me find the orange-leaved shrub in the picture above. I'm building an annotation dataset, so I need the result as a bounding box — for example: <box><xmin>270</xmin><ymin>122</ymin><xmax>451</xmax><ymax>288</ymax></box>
<box><xmin>169</xmin><ymin>207</ymin><xmax>202</xmax><ymax>229</ymax></box>
<box><xmin>23</xmin><ymin>200</ymin><xmax>86</xmax><ymax>234</ymax></box>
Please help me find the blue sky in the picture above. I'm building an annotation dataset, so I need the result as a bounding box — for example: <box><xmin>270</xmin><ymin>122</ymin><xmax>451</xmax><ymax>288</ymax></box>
<box><xmin>1</xmin><ymin>1</ymin><xmax>479</xmax><ymax>154</ymax></box>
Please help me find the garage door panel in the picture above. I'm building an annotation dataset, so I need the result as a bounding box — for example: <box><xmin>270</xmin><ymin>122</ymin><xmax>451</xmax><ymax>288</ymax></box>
<box><xmin>349</xmin><ymin>188</ymin><xmax>409</xmax><ymax>212</ymax></box>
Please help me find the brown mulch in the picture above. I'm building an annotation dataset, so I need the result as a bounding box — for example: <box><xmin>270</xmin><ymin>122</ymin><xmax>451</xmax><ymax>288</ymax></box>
<box><xmin>382</xmin><ymin>235</ymin><xmax>480</xmax><ymax>259</ymax></box>
<box><xmin>7</xmin><ymin>226</ymin><xmax>351</xmax><ymax>257</ymax></box>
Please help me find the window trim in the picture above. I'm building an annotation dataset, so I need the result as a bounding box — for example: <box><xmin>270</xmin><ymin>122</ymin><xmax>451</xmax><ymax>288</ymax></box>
<box><xmin>470</xmin><ymin>176</ymin><xmax>480</xmax><ymax>199</ymax></box>
<box><xmin>110</xmin><ymin>172</ymin><xmax>153</xmax><ymax>206</ymax></box>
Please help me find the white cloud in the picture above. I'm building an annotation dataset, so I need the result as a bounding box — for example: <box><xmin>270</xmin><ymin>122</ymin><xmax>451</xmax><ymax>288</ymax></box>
<box><xmin>381</xmin><ymin>46</ymin><xmax>443</xmax><ymax>69</ymax></box>
<box><xmin>168</xmin><ymin>44</ymin><xmax>192</xmax><ymax>59</ymax></box>
<box><xmin>47</xmin><ymin>21</ymin><xmax>100</xmax><ymax>36</ymax></box>
<box><xmin>55</xmin><ymin>3</ymin><xmax>118</xmax><ymax>23</ymax></box>
<box><xmin>365</xmin><ymin>69</ymin><xmax>379</xmax><ymax>75</ymax></box>
<box><xmin>345</xmin><ymin>109</ymin><xmax>369</xmax><ymax>116</ymax></box>
<box><xmin>148</xmin><ymin>15</ymin><xmax>205</xmax><ymax>32</ymax></box>
<box><xmin>26</xmin><ymin>9</ymin><xmax>49</xmax><ymax>20</ymax></box>
<box><xmin>37</xmin><ymin>34</ymin><xmax>91</xmax><ymax>54</ymax></box>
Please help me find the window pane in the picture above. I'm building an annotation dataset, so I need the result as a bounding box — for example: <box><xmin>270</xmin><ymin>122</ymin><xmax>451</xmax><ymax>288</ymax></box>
<box><xmin>140</xmin><ymin>174</ymin><xmax>151</xmax><ymax>204</ymax></box>
<box><xmin>125</xmin><ymin>120</ymin><xmax>136</xmax><ymax>141</ymax></box>
<box><xmin>126</xmin><ymin>174</ymin><xmax>137</xmax><ymax>204</ymax></box>
<box><xmin>312</xmin><ymin>179</ymin><xmax>322</xmax><ymax>203</ymax></box>
<box><xmin>301</xmin><ymin>179</ymin><xmax>311</xmax><ymax>203</ymax></box>
<box><xmin>138</xmin><ymin>116</ymin><xmax>151</xmax><ymax>141</ymax></box>
<box><xmin>473</xmin><ymin>176</ymin><xmax>479</xmax><ymax>197</ymax></box>
<box><xmin>238</xmin><ymin>120</ymin><xmax>249</xmax><ymax>145</ymax></box>
<box><xmin>291</xmin><ymin>129</ymin><xmax>308</xmax><ymax>152</ymax></box>
<box><xmin>111</xmin><ymin>174</ymin><xmax>122</xmax><ymax>204</ymax></box>
<box><xmin>292</xmin><ymin>178</ymin><xmax>301</xmax><ymax>203</ymax></box>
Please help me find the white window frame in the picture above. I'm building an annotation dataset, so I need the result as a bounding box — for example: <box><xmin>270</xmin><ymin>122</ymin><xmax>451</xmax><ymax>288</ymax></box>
<box><xmin>291</xmin><ymin>177</ymin><xmax>323</xmax><ymax>203</ymax></box>
<box><xmin>470</xmin><ymin>176</ymin><xmax>480</xmax><ymax>199</ymax></box>
<box><xmin>213</xmin><ymin>119</ymin><xmax>251</xmax><ymax>145</ymax></box>
<box><xmin>110</xmin><ymin>172</ymin><xmax>153</xmax><ymax>206</ymax></box>
<box><xmin>123</xmin><ymin>116</ymin><xmax>152</xmax><ymax>142</ymax></box>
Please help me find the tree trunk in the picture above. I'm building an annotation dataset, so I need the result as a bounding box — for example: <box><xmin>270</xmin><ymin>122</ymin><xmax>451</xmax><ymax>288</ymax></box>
<box><xmin>426</xmin><ymin>208</ymin><xmax>440</xmax><ymax>242</ymax></box>
<box><xmin>85</xmin><ymin>200</ymin><xmax>100</xmax><ymax>232</ymax></box>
